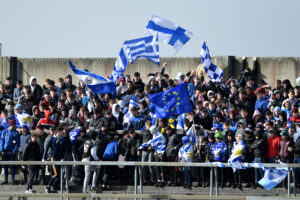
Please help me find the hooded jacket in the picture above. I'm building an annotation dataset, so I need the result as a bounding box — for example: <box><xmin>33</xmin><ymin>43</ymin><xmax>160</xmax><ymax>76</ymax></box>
<box><xmin>29</xmin><ymin>77</ymin><xmax>43</xmax><ymax>101</ymax></box>
<box><xmin>65</xmin><ymin>74</ymin><xmax>77</xmax><ymax>92</ymax></box>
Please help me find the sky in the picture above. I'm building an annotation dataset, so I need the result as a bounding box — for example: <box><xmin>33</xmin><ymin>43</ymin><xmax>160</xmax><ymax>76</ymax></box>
<box><xmin>1</xmin><ymin>0</ymin><xmax>300</xmax><ymax>58</ymax></box>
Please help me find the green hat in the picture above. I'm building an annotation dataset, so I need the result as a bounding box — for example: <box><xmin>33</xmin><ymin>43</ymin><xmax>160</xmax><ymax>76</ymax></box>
<box><xmin>214</xmin><ymin>131</ymin><xmax>223</xmax><ymax>139</ymax></box>
<box><xmin>280</xmin><ymin>130</ymin><xmax>288</xmax><ymax>137</ymax></box>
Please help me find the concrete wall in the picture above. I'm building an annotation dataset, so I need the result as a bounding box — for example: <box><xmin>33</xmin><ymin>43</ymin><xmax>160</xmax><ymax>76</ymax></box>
<box><xmin>1</xmin><ymin>56</ymin><xmax>300</xmax><ymax>87</ymax></box>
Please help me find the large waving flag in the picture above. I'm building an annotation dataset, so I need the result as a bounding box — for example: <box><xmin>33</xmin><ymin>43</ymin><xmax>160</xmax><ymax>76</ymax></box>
<box><xmin>200</xmin><ymin>42</ymin><xmax>224</xmax><ymax>82</ymax></box>
<box><xmin>111</xmin><ymin>48</ymin><xmax>128</xmax><ymax>81</ymax></box>
<box><xmin>148</xmin><ymin>82</ymin><xmax>192</xmax><ymax>119</ymax></box>
<box><xmin>259</xmin><ymin>167</ymin><xmax>289</xmax><ymax>190</ymax></box>
<box><xmin>145</xmin><ymin>14</ymin><xmax>193</xmax><ymax>52</ymax></box>
<box><xmin>69</xmin><ymin>60</ymin><xmax>116</xmax><ymax>96</ymax></box>
<box><xmin>123</xmin><ymin>35</ymin><xmax>159</xmax><ymax>65</ymax></box>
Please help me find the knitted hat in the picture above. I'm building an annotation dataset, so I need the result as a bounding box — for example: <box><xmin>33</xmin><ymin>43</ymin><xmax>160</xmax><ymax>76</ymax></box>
<box><xmin>214</xmin><ymin>131</ymin><xmax>223</xmax><ymax>139</ymax></box>
<box><xmin>8</xmin><ymin>120</ymin><xmax>16</xmax><ymax>126</ymax></box>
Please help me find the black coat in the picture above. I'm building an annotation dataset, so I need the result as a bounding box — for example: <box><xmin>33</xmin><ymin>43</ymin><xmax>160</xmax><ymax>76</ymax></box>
<box><xmin>166</xmin><ymin>132</ymin><xmax>181</xmax><ymax>157</ymax></box>
<box><xmin>125</xmin><ymin>135</ymin><xmax>141</xmax><ymax>161</ymax></box>
<box><xmin>22</xmin><ymin>141</ymin><xmax>41</xmax><ymax>161</ymax></box>
<box><xmin>250</xmin><ymin>138</ymin><xmax>267</xmax><ymax>158</ymax></box>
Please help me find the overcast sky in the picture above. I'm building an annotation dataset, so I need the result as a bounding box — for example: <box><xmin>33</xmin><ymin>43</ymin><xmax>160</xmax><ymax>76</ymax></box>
<box><xmin>1</xmin><ymin>0</ymin><xmax>300</xmax><ymax>58</ymax></box>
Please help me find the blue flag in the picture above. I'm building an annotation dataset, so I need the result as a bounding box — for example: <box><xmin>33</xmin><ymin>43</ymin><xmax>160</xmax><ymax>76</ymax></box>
<box><xmin>111</xmin><ymin>48</ymin><xmax>128</xmax><ymax>81</ymax></box>
<box><xmin>259</xmin><ymin>167</ymin><xmax>289</xmax><ymax>190</ymax></box>
<box><xmin>123</xmin><ymin>35</ymin><xmax>159</xmax><ymax>65</ymax></box>
<box><xmin>145</xmin><ymin>14</ymin><xmax>193</xmax><ymax>52</ymax></box>
<box><xmin>200</xmin><ymin>42</ymin><xmax>224</xmax><ymax>82</ymax></box>
<box><xmin>148</xmin><ymin>82</ymin><xmax>192</xmax><ymax>119</ymax></box>
<box><xmin>69</xmin><ymin>60</ymin><xmax>116</xmax><ymax>96</ymax></box>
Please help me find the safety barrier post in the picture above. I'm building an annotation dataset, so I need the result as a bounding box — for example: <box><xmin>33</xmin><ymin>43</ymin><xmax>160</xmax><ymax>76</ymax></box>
<box><xmin>288</xmin><ymin>167</ymin><xmax>290</xmax><ymax>197</ymax></box>
<box><xmin>134</xmin><ymin>166</ymin><xmax>138</xmax><ymax>200</ymax></box>
<box><xmin>210</xmin><ymin>167</ymin><xmax>213</xmax><ymax>196</ymax></box>
<box><xmin>214</xmin><ymin>167</ymin><xmax>218</xmax><ymax>196</ymax></box>
<box><xmin>139</xmin><ymin>166</ymin><xmax>143</xmax><ymax>199</ymax></box>
<box><xmin>60</xmin><ymin>165</ymin><xmax>63</xmax><ymax>200</ymax></box>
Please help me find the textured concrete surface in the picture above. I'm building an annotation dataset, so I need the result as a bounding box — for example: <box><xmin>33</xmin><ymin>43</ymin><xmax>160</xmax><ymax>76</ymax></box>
<box><xmin>1</xmin><ymin>56</ymin><xmax>300</xmax><ymax>92</ymax></box>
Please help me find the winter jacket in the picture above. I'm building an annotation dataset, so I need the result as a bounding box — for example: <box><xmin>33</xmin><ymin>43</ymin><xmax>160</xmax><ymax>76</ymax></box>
<box><xmin>18</xmin><ymin>95</ymin><xmax>37</xmax><ymax>115</ymax></box>
<box><xmin>194</xmin><ymin>139</ymin><xmax>208</xmax><ymax>162</ymax></box>
<box><xmin>103</xmin><ymin>141</ymin><xmax>118</xmax><ymax>160</ymax></box>
<box><xmin>64</xmin><ymin>117</ymin><xmax>79</xmax><ymax>132</ymax></box>
<box><xmin>129</xmin><ymin>115</ymin><xmax>145</xmax><ymax>130</ymax></box>
<box><xmin>255</xmin><ymin>96</ymin><xmax>269</xmax><ymax>117</ymax></box>
<box><xmin>0</xmin><ymin>128</ymin><xmax>20</xmax><ymax>152</ymax></box>
<box><xmin>212</xmin><ymin>141</ymin><xmax>227</xmax><ymax>162</ymax></box>
<box><xmin>277</xmin><ymin>138</ymin><xmax>294</xmax><ymax>161</ymax></box>
<box><xmin>22</xmin><ymin>141</ymin><xmax>41</xmax><ymax>161</ymax></box>
<box><xmin>99</xmin><ymin>116</ymin><xmax>119</xmax><ymax>132</ymax></box>
<box><xmin>18</xmin><ymin>132</ymin><xmax>30</xmax><ymax>153</ymax></box>
<box><xmin>250</xmin><ymin>138</ymin><xmax>266</xmax><ymax>158</ymax></box>
<box><xmin>294</xmin><ymin>137</ymin><xmax>300</xmax><ymax>158</ymax></box>
<box><xmin>125</xmin><ymin>135</ymin><xmax>141</xmax><ymax>161</ymax></box>
<box><xmin>166</xmin><ymin>132</ymin><xmax>182</xmax><ymax>157</ymax></box>
<box><xmin>43</xmin><ymin>136</ymin><xmax>67</xmax><ymax>160</ymax></box>
<box><xmin>266</xmin><ymin>135</ymin><xmax>280</xmax><ymax>158</ymax></box>
<box><xmin>36</xmin><ymin>111</ymin><xmax>56</xmax><ymax>130</ymax></box>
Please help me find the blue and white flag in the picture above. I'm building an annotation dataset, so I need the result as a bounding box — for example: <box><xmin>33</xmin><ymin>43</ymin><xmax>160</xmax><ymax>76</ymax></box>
<box><xmin>123</xmin><ymin>35</ymin><xmax>159</xmax><ymax>65</ymax></box>
<box><xmin>145</xmin><ymin>14</ymin><xmax>193</xmax><ymax>51</ymax></box>
<box><xmin>259</xmin><ymin>167</ymin><xmax>288</xmax><ymax>190</ymax></box>
<box><xmin>111</xmin><ymin>48</ymin><xmax>128</xmax><ymax>81</ymax></box>
<box><xmin>69</xmin><ymin>60</ymin><xmax>116</xmax><ymax>96</ymax></box>
<box><xmin>200</xmin><ymin>42</ymin><xmax>224</xmax><ymax>82</ymax></box>
<box><xmin>213</xmin><ymin>162</ymin><xmax>226</xmax><ymax>168</ymax></box>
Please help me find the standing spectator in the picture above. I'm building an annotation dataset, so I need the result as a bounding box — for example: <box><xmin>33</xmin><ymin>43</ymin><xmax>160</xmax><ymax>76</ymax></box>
<box><xmin>294</xmin><ymin>126</ymin><xmax>300</xmax><ymax>188</ymax></box>
<box><xmin>255</xmin><ymin>90</ymin><xmax>269</xmax><ymax>118</ymax></box>
<box><xmin>64</xmin><ymin>110</ymin><xmax>79</xmax><ymax>132</ymax></box>
<box><xmin>82</xmin><ymin>134</ymin><xmax>99</xmax><ymax>193</ymax></box>
<box><xmin>251</xmin><ymin>130</ymin><xmax>266</xmax><ymax>188</ymax></box>
<box><xmin>212</xmin><ymin>132</ymin><xmax>227</xmax><ymax>188</ymax></box>
<box><xmin>100</xmin><ymin>109</ymin><xmax>118</xmax><ymax>134</ymax></box>
<box><xmin>139</xmin><ymin>126</ymin><xmax>166</xmax><ymax>187</ymax></box>
<box><xmin>194</xmin><ymin>130</ymin><xmax>208</xmax><ymax>187</ymax></box>
<box><xmin>36</xmin><ymin>111</ymin><xmax>56</xmax><ymax>130</ymax></box>
<box><xmin>13</xmin><ymin>80</ymin><xmax>23</xmax><ymax>101</ymax></box>
<box><xmin>22</xmin><ymin>133</ymin><xmax>41</xmax><ymax>193</ymax></box>
<box><xmin>18</xmin><ymin>125</ymin><xmax>31</xmax><ymax>184</ymax></box>
<box><xmin>29</xmin><ymin>77</ymin><xmax>43</xmax><ymax>102</ymax></box>
<box><xmin>65</xmin><ymin>74</ymin><xmax>76</xmax><ymax>92</ymax></box>
<box><xmin>229</xmin><ymin>134</ymin><xmax>245</xmax><ymax>190</ymax></box>
<box><xmin>138</xmin><ymin>121</ymin><xmax>155</xmax><ymax>186</ymax></box>
<box><xmin>128</xmin><ymin>106</ymin><xmax>145</xmax><ymax>130</ymax></box>
<box><xmin>35</xmin><ymin>125</ymin><xmax>48</xmax><ymax>184</ymax></box>
<box><xmin>31</xmin><ymin>106</ymin><xmax>42</xmax><ymax>130</ymax></box>
<box><xmin>178</xmin><ymin>134</ymin><xmax>195</xmax><ymax>189</ymax></box>
<box><xmin>102</xmin><ymin>136</ymin><xmax>119</xmax><ymax>190</ymax></box>
<box><xmin>43</xmin><ymin>126</ymin><xmax>67</xmax><ymax>193</ymax></box>
<box><xmin>0</xmin><ymin>120</ymin><xmax>20</xmax><ymax>185</ymax></box>
<box><xmin>266</xmin><ymin>128</ymin><xmax>280</xmax><ymax>163</ymax></box>
<box><xmin>165</xmin><ymin>126</ymin><xmax>181</xmax><ymax>186</ymax></box>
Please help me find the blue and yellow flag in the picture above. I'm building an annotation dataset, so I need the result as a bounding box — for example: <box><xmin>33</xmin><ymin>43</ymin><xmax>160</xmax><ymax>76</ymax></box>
<box><xmin>148</xmin><ymin>82</ymin><xmax>192</xmax><ymax>119</ymax></box>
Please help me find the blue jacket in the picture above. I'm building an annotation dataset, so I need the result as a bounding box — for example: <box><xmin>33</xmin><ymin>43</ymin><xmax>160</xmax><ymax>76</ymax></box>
<box><xmin>18</xmin><ymin>133</ymin><xmax>30</xmax><ymax>153</ymax></box>
<box><xmin>43</xmin><ymin>136</ymin><xmax>67</xmax><ymax>160</ymax></box>
<box><xmin>255</xmin><ymin>96</ymin><xmax>269</xmax><ymax>117</ymax></box>
<box><xmin>0</xmin><ymin>118</ymin><xmax>9</xmax><ymax>130</ymax></box>
<box><xmin>0</xmin><ymin>128</ymin><xmax>20</xmax><ymax>152</ymax></box>
<box><xmin>129</xmin><ymin>115</ymin><xmax>145</xmax><ymax>130</ymax></box>
<box><xmin>103</xmin><ymin>141</ymin><xmax>118</xmax><ymax>160</ymax></box>
<box><xmin>212</xmin><ymin>141</ymin><xmax>227</xmax><ymax>162</ymax></box>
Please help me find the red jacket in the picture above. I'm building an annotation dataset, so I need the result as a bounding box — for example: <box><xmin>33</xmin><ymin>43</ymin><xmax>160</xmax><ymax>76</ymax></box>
<box><xmin>36</xmin><ymin>110</ymin><xmax>56</xmax><ymax>130</ymax></box>
<box><xmin>266</xmin><ymin>135</ymin><xmax>280</xmax><ymax>158</ymax></box>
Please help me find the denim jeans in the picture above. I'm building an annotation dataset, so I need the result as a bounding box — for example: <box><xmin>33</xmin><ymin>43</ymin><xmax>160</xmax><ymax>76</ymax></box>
<box><xmin>253</xmin><ymin>157</ymin><xmax>263</xmax><ymax>183</ymax></box>
<box><xmin>294</xmin><ymin>158</ymin><xmax>300</xmax><ymax>185</ymax></box>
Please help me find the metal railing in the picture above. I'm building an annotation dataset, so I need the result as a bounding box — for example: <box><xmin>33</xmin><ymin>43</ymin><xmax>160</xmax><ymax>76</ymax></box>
<box><xmin>0</xmin><ymin>161</ymin><xmax>299</xmax><ymax>200</ymax></box>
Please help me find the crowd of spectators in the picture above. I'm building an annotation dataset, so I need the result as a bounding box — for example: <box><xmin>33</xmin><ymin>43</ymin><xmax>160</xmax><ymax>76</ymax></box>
<box><xmin>0</xmin><ymin>57</ymin><xmax>299</xmax><ymax>194</ymax></box>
